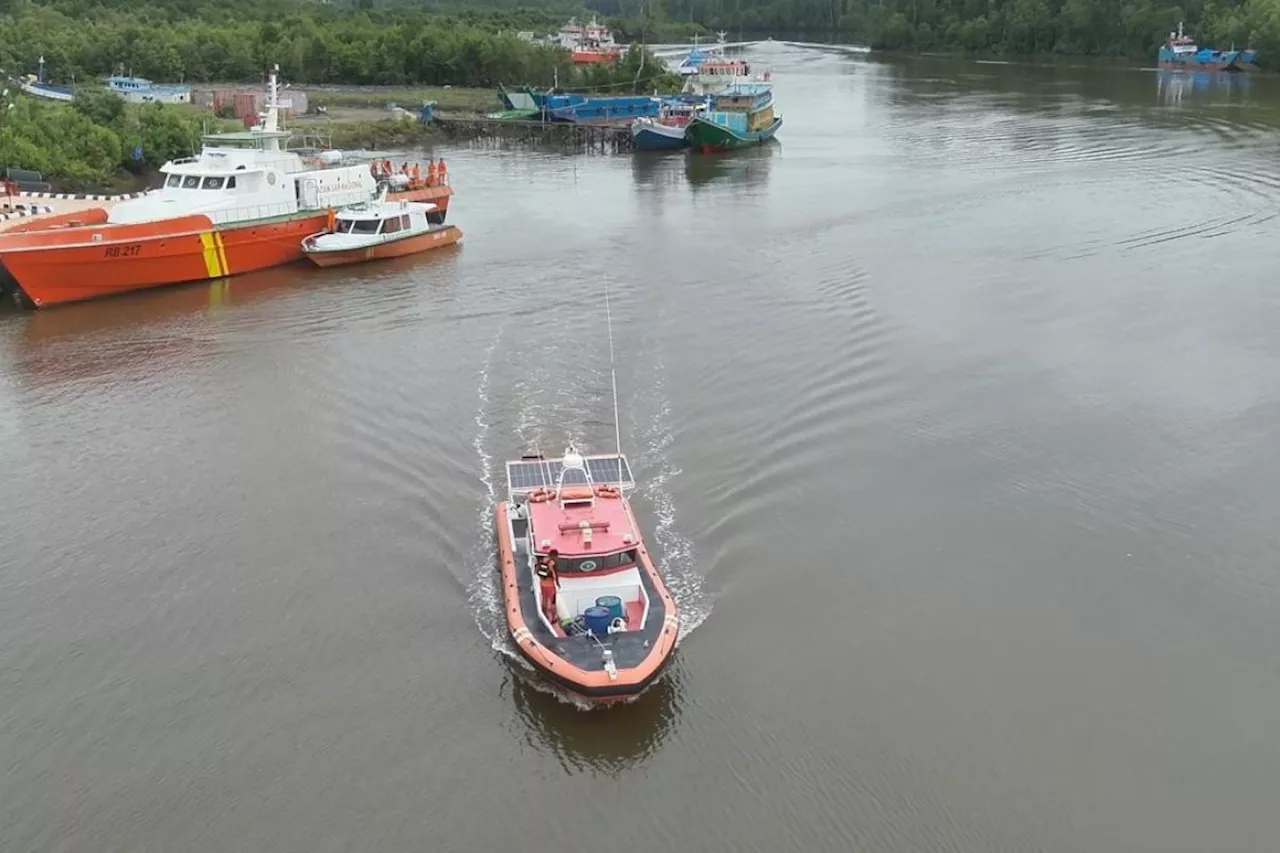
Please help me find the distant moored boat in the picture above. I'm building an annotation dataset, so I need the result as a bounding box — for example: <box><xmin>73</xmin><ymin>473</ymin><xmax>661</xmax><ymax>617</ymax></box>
<box><xmin>16</xmin><ymin>56</ymin><xmax>75</xmax><ymax>102</ymax></box>
<box><xmin>630</xmin><ymin>97</ymin><xmax>710</xmax><ymax>151</ymax></box>
<box><xmin>106</xmin><ymin>75</ymin><xmax>192</xmax><ymax>104</ymax></box>
<box><xmin>685</xmin><ymin>82</ymin><xmax>782</xmax><ymax>153</ymax></box>
<box><xmin>1158</xmin><ymin>22</ymin><xmax>1251</xmax><ymax>71</ymax></box>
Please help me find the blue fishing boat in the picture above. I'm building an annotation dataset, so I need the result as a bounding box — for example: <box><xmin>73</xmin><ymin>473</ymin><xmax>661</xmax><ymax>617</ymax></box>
<box><xmin>106</xmin><ymin>75</ymin><xmax>191</xmax><ymax>104</ymax></box>
<box><xmin>17</xmin><ymin>56</ymin><xmax>75</xmax><ymax>102</ymax></box>
<box><xmin>631</xmin><ymin>96</ymin><xmax>711</xmax><ymax>151</ymax></box>
<box><xmin>685</xmin><ymin>82</ymin><xmax>782</xmax><ymax>153</ymax></box>
<box><xmin>677</xmin><ymin>46</ymin><xmax>707</xmax><ymax>76</ymax></box>
<box><xmin>676</xmin><ymin>31</ymin><xmax>726</xmax><ymax>76</ymax></box>
<box><xmin>1159</xmin><ymin>23</ymin><xmax>1248</xmax><ymax>71</ymax></box>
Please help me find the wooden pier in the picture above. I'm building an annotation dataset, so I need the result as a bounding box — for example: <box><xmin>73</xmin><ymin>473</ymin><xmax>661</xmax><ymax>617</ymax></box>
<box><xmin>432</xmin><ymin>116</ymin><xmax>634</xmax><ymax>154</ymax></box>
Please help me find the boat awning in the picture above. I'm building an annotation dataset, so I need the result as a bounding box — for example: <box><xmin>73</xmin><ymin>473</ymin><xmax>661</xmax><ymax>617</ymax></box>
<box><xmin>338</xmin><ymin>202</ymin><xmax>436</xmax><ymax>221</ymax></box>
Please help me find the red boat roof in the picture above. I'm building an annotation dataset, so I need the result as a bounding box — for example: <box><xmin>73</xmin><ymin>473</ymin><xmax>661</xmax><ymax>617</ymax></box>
<box><xmin>527</xmin><ymin>490</ymin><xmax>640</xmax><ymax>557</ymax></box>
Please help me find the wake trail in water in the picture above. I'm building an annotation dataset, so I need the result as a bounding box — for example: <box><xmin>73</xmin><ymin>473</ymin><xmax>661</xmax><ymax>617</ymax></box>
<box><xmin>629</xmin><ymin>315</ymin><xmax>713</xmax><ymax>643</ymax></box>
<box><xmin>465</xmin><ymin>322</ymin><xmax>528</xmax><ymax>665</ymax></box>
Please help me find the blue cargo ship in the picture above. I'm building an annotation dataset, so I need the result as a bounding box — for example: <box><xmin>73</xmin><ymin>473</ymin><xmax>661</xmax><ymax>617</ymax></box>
<box><xmin>1158</xmin><ymin>23</ymin><xmax>1253</xmax><ymax>71</ymax></box>
<box><xmin>541</xmin><ymin>93</ymin><xmax>661</xmax><ymax>123</ymax></box>
<box><xmin>496</xmin><ymin>85</ymin><xmax>663</xmax><ymax>124</ymax></box>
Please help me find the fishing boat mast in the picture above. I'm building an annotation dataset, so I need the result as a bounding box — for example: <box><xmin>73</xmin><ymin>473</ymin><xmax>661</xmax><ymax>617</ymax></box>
<box><xmin>604</xmin><ymin>278</ymin><xmax>625</xmax><ymax>484</ymax></box>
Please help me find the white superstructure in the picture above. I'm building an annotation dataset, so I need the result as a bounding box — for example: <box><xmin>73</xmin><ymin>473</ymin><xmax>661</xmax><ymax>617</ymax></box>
<box><xmin>108</xmin><ymin>65</ymin><xmax>376</xmax><ymax>227</ymax></box>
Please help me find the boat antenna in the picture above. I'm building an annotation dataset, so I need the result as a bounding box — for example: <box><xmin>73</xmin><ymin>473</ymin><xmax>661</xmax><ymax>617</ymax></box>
<box><xmin>604</xmin><ymin>278</ymin><xmax>624</xmax><ymax>483</ymax></box>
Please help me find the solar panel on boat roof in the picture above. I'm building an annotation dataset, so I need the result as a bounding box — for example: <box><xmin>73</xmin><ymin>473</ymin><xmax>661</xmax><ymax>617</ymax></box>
<box><xmin>507</xmin><ymin>456</ymin><xmax>633</xmax><ymax>490</ymax></box>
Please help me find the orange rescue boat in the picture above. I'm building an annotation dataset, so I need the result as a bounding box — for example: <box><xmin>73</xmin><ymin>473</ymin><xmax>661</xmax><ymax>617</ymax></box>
<box><xmin>497</xmin><ymin>445</ymin><xmax>680</xmax><ymax>705</ymax></box>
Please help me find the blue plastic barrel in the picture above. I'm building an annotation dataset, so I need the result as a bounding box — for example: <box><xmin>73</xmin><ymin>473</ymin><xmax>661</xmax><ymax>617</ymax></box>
<box><xmin>583</xmin><ymin>606</ymin><xmax>612</xmax><ymax>637</ymax></box>
<box><xmin>596</xmin><ymin>595</ymin><xmax>624</xmax><ymax>621</ymax></box>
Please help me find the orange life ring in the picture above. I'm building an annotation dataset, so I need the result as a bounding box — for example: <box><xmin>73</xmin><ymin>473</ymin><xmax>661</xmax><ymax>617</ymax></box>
<box><xmin>595</xmin><ymin>484</ymin><xmax>620</xmax><ymax>498</ymax></box>
<box><xmin>528</xmin><ymin>488</ymin><xmax>556</xmax><ymax>503</ymax></box>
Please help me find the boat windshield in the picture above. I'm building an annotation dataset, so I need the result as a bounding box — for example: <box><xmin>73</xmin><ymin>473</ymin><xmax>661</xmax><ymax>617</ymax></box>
<box><xmin>556</xmin><ymin>549</ymin><xmax>638</xmax><ymax>573</ymax></box>
<box><xmin>336</xmin><ymin>218</ymin><xmax>380</xmax><ymax>234</ymax></box>
<box><xmin>335</xmin><ymin>213</ymin><xmax>413</xmax><ymax>234</ymax></box>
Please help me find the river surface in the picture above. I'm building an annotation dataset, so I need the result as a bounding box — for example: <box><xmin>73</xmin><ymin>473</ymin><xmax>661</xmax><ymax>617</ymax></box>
<box><xmin>4</xmin><ymin>47</ymin><xmax>1280</xmax><ymax>852</ymax></box>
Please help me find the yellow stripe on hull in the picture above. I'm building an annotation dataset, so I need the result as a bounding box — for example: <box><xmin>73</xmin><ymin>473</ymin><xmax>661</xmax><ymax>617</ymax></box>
<box><xmin>213</xmin><ymin>230</ymin><xmax>231</xmax><ymax>276</ymax></box>
<box><xmin>199</xmin><ymin>232</ymin><xmax>224</xmax><ymax>278</ymax></box>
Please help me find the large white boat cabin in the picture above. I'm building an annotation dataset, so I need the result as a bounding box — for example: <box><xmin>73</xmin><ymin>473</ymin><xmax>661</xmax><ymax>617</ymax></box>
<box><xmin>107</xmin><ymin>66</ymin><xmax>376</xmax><ymax>227</ymax></box>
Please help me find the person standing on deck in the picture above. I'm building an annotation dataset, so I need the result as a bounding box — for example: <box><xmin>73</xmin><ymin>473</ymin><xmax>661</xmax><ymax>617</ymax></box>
<box><xmin>536</xmin><ymin>549</ymin><xmax>560</xmax><ymax>623</ymax></box>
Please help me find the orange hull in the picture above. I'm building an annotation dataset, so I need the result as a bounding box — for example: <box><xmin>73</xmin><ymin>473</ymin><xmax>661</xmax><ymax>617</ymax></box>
<box><xmin>0</xmin><ymin>185</ymin><xmax>453</xmax><ymax>307</ymax></box>
<box><xmin>572</xmin><ymin>50</ymin><xmax>622</xmax><ymax>64</ymax></box>
<box><xmin>305</xmin><ymin>225</ymin><xmax>463</xmax><ymax>268</ymax></box>
<box><xmin>1</xmin><ymin>213</ymin><xmax>327</xmax><ymax>306</ymax></box>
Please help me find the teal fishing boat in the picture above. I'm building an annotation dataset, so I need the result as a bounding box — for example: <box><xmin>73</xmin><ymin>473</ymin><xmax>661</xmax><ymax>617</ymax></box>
<box><xmin>685</xmin><ymin>82</ymin><xmax>781</xmax><ymax>152</ymax></box>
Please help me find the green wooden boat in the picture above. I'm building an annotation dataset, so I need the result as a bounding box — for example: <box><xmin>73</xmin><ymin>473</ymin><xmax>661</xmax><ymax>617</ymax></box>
<box><xmin>684</xmin><ymin>82</ymin><xmax>782</xmax><ymax>152</ymax></box>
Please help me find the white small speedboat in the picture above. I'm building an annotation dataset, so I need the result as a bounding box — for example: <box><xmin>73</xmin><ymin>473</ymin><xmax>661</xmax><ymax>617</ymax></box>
<box><xmin>302</xmin><ymin>198</ymin><xmax>462</xmax><ymax>268</ymax></box>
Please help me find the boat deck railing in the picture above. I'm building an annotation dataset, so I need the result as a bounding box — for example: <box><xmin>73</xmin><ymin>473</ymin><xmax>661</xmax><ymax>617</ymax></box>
<box><xmin>207</xmin><ymin>201</ymin><xmax>297</xmax><ymax>226</ymax></box>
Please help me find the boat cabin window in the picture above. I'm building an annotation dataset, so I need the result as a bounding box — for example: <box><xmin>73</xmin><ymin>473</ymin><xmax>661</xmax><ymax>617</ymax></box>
<box><xmin>202</xmin><ymin>177</ymin><xmax>225</xmax><ymax>190</ymax></box>
<box><xmin>332</xmin><ymin>219</ymin><xmax>378</xmax><ymax>234</ymax></box>
<box><xmin>181</xmin><ymin>175</ymin><xmax>201</xmax><ymax>189</ymax></box>
<box><xmin>400</xmin><ymin>214</ymin><xmax>410</xmax><ymax>229</ymax></box>
<box><xmin>555</xmin><ymin>549</ymin><xmax>637</xmax><ymax>573</ymax></box>
<box><xmin>382</xmin><ymin>216</ymin><xmax>402</xmax><ymax>234</ymax></box>
<box><xmin>165</xmin><ymin>174</ymin><xmax>181</xmax><ymax>188</ymax></box>
<box><xmin>603</xmin><ymin>549</ymin><xmax>638</xmax><ymax>569</ymax></box>
<box><xmin>226</xmin><ymin>177</ymin><xmax>236</xmax><ymax>189</ymax></box>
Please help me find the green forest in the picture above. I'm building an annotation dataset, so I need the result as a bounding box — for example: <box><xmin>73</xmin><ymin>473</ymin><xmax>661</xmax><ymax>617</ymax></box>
<box><xmin>0</xmin><ymin>91</ymin><xmax>227</xmax><ymax>186</ymax></box>
<box><xmin>0</xmin><ymin>0</ymin><xmax>678</xmax><ymax>187</ymax></box>
<box><xmin>0</xmin><ymin>0</ymin><xmax>1275</xmax><ymax>186</ymax></box>
<box><xmin>0</xmin><ymin>0</ymin><xmax>684</xmax><ymax>89</ymax></box>
<box><xmin>0</xmin><ymin>0</ymin><xmax>1275</xmax><ymax>87</ymax></box>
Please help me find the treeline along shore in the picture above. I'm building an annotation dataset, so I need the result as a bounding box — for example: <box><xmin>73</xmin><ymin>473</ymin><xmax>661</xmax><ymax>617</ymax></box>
<box><xmin>3</xmin><ymin>0</ymin><xmax>1270</xmax><ymax>89</ymax></box>
<box><xmin>0</xmin><ymin>0</ymin><xmax>1273</xmax><ymax>187</ymax></box>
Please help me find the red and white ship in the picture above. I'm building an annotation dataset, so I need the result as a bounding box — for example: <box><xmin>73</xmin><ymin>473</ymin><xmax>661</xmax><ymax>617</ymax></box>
<box><xmin>0</xmin><ymin>65</ymin><xmax>453</xmax><ymax>308</ymax></box>
<box><xmin>556</xmin><ymin>17</ymin><xmax>626</xmax><ymax>65</ymax></box>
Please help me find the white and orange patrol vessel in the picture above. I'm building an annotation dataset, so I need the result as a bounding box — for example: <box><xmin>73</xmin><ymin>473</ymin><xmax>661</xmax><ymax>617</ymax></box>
<box><xmin>0</xmin><ymin>65</ymin><xmax>453</xmax><ymax>308</ymax></box>
<box><xmin>302</xmin><ymin>196</ymin><xmax>461</xmax><ymax>268</ymax></box>
<box><xmin>496</xmin><ymin>444</ymin><xmax>680</xmax><ymax>704</ymax></box>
